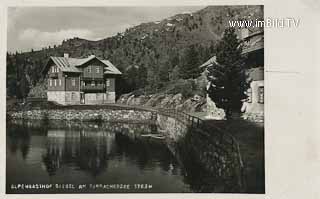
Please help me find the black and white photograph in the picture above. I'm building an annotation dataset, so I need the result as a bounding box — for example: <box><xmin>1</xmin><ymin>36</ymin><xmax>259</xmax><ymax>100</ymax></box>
<box><xmin>6</xmin><ymin>5</ymin><xmax>264</xmax><ymax>194</ymax></box>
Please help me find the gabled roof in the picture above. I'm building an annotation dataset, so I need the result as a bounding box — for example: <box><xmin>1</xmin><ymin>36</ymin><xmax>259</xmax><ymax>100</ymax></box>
<box><xmin>44</xmin><ymin>55</ymin><xmax>122</xmax><ymax>75</ymax></box>
<box><xmin>101</xmin><ymin>60</ymin><xmax>122</xmax><ymax>75</ymax></box>
<box><xmin>50</xmin><ymin>57</ymin><xmax>81</xmax><ymax>73</ymax></box>
<box><xmin>242</xmin><ymin>31</ymin><xmax>264</xmax><ymax>54</ymax></box>
<box><xmin>199</xmin><ymin>56</ymin><xmax>217</xmax><ymax>68</ymax></box>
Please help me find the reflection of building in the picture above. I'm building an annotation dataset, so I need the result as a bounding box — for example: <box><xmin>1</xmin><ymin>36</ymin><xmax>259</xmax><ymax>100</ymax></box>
<box><xmin>42</xmin><ymin>54</ymin><xmax>122</xmax><ymax>105</ymax></box>
<box><xmin>43</xmin><ymin>130</ymin><xmax>69</xmax><ymax>176</ymax></box>
<box><xmin>42</xmin><ymin>129</ymin><xmax>115</xmax><ymax>176</ymax></box>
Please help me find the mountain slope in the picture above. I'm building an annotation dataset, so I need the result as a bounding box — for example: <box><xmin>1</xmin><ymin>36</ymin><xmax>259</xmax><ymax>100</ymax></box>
<box><xmin>6</xmin><ymin>5</ymin><xmax>263</xmax><ymax>98</ymax></box>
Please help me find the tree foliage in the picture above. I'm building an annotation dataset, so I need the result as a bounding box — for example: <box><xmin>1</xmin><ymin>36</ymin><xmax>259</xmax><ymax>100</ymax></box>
<box><xmin>179</xmin><ymin>44</ymin><xmax>202</xmax><ymax>79</ymax></box>
<box><xmin>207</xmin><ymin>27</ymin><xmax>248</xmax><ymax>119</ymax></box>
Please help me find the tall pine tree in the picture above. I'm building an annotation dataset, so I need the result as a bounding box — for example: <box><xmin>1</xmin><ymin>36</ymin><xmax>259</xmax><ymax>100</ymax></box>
<box><xmin>207</xmin><ymin>28</ymin><xmax>248</xmax><ymax>119</ymax></box>
<box><xmin>179</xmin><ymin>44</ymin><xmax>202</xmax><ymax>79</ymax></box>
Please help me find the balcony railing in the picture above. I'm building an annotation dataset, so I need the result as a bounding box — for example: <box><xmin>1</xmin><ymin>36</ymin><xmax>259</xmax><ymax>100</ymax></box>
<box><xmin>49</xmin><ymin>73</ymin><xmax>58</xmax><ymax>78</ymax></box>
<box><xmin>81</xmin><ymin>84</ymin><xmax>105</xmax><ymax>91</ymax></box>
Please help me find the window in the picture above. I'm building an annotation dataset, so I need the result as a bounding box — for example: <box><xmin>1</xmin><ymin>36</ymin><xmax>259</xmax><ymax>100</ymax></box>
<box><xmin>49</xmin><ymin>79</ymin><xmax>52</xmax><ymax>86</ymax></box>
<box><xmin>106</xmin><ymin>79</ymin><xmax>110</xmax><ymax>87</ymax></box>
<box><xmin>54</xmin><ymin>79</ymin><xmax>57</xmax><ymax>86</ymax></box>
<box><xmin>88</xmin><ymin>66</ymin><xmax>91</xmax><ymax>73</ymax></box>
<box><xmin>72</xmin><ymin>79</ymin><xmax>76</xmax><ymax>86</ymax></box>
<box><xmin>51</xmin><ymin>67</ymin><xmax>55</xmax><ymax>73</ymax></box>
<box><xmin>247</xmin><ymin>88</ymin><xmax>252</xmax><ymax>103</ymax></box>
<box><xmin>71</xmin><ymin>92</ymin><xmax>75</xmax><ymax>100</ymax></box>
<box><xmin>91</xmin><ymin>81</ymin><xmax>95</xmax><ymax>86</ymax></box>
<box><xmin>258</xmin><ymin>86</ymin><xmax>264</xmax><ymax>104</ymax></box>
<box><xmin>59</xmin><ymin>79</ymin><xmax>62</xmax><ymax>86</ymax></box>
<box><xmin>96</xmin><ymin>67</ymin><xmax>100</xmax><ymax>73</ymax></box>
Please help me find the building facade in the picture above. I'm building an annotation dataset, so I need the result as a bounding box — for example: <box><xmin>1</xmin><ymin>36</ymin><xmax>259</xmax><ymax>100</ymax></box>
<box><xmin>241</xmin><ymin>67</ymin><xmax>264</xmax><ymax>117</ymax></box>
<box><xmin>240</xmin><ymin>29</ymin><xmax>264</xmax><ymax>121</ymax></box>
<box><xmin>43</xmin><ymin>54</ymin><xmax>122</xmax><ymax>105</ymax></box>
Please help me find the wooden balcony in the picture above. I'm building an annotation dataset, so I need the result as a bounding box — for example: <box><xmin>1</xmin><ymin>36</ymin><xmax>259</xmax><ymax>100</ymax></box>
<box><xmin>81</xmin><ymin>84</ymin><xmax>105</xmax><ymax>92</ymax></box>
<box><xmin>49</xmin><ymin>73</ymin><xmax>58</xmax><ymax>78</ymax></box>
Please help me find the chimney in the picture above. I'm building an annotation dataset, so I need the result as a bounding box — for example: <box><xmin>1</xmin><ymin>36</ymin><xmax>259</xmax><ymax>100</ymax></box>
<box><xmin>240</xmin><ymin>28</ymin><xmax>249</xmax><ymax>40</ymax></box>
<box><xmin>64</xmin><ymin>53</ymin><xmax>69</xmax><ymax>58</ymax></box>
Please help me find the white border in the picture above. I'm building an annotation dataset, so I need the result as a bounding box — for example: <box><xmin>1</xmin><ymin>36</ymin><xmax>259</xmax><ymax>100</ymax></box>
<box><xmin>1</xmin><ymin>0</ymin><xmax>320</xmax><ymax>199</ymax></box>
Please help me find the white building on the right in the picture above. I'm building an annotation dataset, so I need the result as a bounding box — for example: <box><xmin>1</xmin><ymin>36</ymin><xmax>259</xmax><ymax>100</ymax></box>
<box><xmin>240</xmin><ymin>28</ymin><xmax>264</xmax><ymax>122</ymax></box>
<box><xmin>241</xmin><ymin>67</ymin><xmax>264</xmax><ymax>121</ymax></box>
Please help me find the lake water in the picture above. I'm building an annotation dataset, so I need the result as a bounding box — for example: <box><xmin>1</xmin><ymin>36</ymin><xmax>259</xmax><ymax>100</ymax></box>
<box><xmin>6</xmin><ymin>119</ymin><xmax>240</xmax><ymax>193</ymax></box>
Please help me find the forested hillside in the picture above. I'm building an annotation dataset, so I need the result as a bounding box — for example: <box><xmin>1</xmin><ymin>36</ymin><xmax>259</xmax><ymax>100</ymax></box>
<box><xmin>6</xmin><ymin>5</ymin><xmax>263</xmax><ymax>99</ymax></box>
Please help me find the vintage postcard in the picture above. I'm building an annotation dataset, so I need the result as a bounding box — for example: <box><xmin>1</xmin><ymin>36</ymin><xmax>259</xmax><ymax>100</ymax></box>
<box><xmin>5</xmin><ymin>5</ymin><xmax>265</xmax><ymax>194</ymax></box>
<box><xmin>1</xmin><ymin>0</ymin><xmax>319</xmax><ymax>198</ymax></box>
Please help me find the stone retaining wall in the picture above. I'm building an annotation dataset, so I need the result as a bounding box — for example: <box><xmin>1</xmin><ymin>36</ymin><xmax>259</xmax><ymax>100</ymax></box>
<box><xmin>156</xmin><ymin>114</ymin><xmax>188</xmax><ymax>142</ymax></box>
<box><xmin>9</xmin><ymin>109</ymin><xmax>153</xmax><ymax>123</ymax></box>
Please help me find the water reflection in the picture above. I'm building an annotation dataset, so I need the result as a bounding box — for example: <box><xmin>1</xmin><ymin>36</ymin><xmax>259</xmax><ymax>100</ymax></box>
<box><xmin>6</xmin><ymin>119</ymin><xmax>242</xmax><ymax>193</ymax></box>
<box><xmin>7</xmin><ymin>123</ymin><xmax>31</xmax><ymax>160</ymax></box>
<box><xmin>7</xmin><ymin>120</ymin><xmax>187</xmax><ymax>193</ymax></box>
<box><xmin>42</xmin><ymin>129</ymin><xmax>112</xmax><ymax>176</ymax></box>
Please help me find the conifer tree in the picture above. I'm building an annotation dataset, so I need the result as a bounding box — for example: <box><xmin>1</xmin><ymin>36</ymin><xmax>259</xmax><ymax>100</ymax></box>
<box><xmin>207</xmin><ymin>27</ymin><xmax>248</xmax><ymax>119</ymax></box>
<box><xmin>179</xmin><ymin>44</ymin><xmax>202</xmax><ymax>79</ymax></box>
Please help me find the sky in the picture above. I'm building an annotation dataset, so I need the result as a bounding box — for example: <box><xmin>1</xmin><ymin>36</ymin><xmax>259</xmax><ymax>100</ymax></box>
<box><xmin>7</xmin><ymin>6</ymin><xmax>204</xmax><ymax>53</ymax></box>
